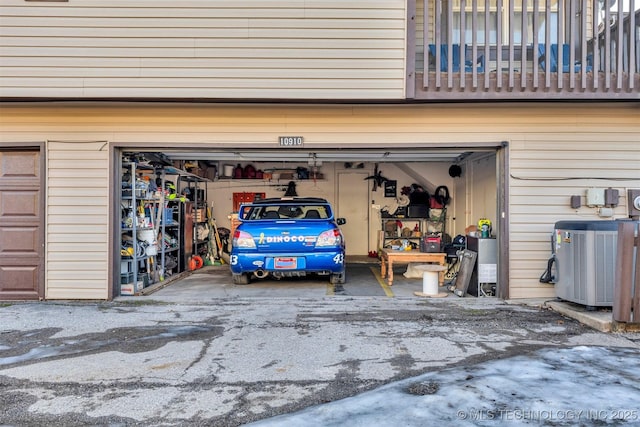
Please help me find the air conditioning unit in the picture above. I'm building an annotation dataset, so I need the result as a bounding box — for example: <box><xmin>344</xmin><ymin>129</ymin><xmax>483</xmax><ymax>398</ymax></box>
<box><xmin>553</xmin><ymin>220</ymin><xmax>619</xmax><ymax>307</ymax></box>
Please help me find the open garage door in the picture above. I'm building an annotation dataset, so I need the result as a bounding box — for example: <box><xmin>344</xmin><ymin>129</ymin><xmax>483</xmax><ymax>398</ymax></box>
<box><xmin>124</xmin><ymin>145</ymin><xmax>501</xmax><ymax>254</ymax></box>
<box><xmin>115</xmin><ymin>144</ymin><xmax>505</xmax><ymax>296</ymax></box>
<box><xmin>163</xmin><ymin>148</ymin><xmax>476</xmax><ymax>164</ymax></box>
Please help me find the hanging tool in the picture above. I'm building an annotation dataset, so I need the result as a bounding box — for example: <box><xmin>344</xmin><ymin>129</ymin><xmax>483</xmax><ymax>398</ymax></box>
<box><xmin>364</xmin><ymin>163</ymin><xmax>389</xmax><ymax>192</ymax></box>
<box><xmin>208</xmin><ymin>203</ymin><xmax>225</xmax><ymax>263</ymax></box>
<box><xmin>148</xmin><ymin>192</ymin><xmax>164</xmax><ymax>282</ymax></box>
<box><xmin>206</xmin><ymin>206</ymin><xmax>218</xmax><ymax>264</ymax></box>
<box><xmin>210</xmin><ymin>214</ymin><xmax>223</xmax><ymax>254</ymax></box>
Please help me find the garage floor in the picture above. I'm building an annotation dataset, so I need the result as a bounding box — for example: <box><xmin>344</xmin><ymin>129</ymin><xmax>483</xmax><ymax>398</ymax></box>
<box><xmin>127</xmin><ymin>261</ymin><xmax>616</xmax><ymax>334</ymax></box>
<box><xmin>140</xmin><ymin>258</ymin><xmax>460</xmax><ymax>301</ymax></box>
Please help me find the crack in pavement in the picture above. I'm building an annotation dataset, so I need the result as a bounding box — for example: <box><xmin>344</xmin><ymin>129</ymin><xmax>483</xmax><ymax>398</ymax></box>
<box><xmin>0</xmin><ymin>323</ymin><xmax>224</xmax><ymax>368</ymax></box>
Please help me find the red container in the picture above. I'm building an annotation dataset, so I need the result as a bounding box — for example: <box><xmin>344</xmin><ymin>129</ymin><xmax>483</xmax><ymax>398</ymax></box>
<box><xmin>420</xmin><ymin>236</ymin><xmax>441</xmax><ymax>253</ymax></box>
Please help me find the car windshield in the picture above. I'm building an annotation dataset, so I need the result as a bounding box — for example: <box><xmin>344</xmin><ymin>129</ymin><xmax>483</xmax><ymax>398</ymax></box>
<box><xmin>241</xmin><ymin>203</ymin><xmax>332</xmax><ymax>220</ymax></box>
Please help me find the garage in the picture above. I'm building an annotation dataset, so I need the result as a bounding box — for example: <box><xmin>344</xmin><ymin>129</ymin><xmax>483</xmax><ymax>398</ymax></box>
<box><xmin>5</xmin><ymin>104</ymin><xmax>636</xmax><ymax>302</ymax></box>
<box><xmin>116</xmin><ymin>144</ymin><xmax>504</xmax><ymax>298</ymax></box>
<box><xmin>2</xmin><ymin>0</ymin><xmax>638</xmax><ymax>305</ymax></box>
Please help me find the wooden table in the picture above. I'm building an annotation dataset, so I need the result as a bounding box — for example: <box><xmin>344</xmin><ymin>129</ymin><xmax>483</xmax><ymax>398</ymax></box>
<box><xmin>379</xmin><ymin>249</ymin><xmax>446</xmax><ymax>286</ymax></box>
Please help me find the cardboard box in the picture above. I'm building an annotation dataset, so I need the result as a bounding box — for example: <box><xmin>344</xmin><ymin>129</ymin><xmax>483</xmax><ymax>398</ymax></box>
<box><xmin>120</xmin><ymin>281</ymin><xmax>143</xmax><ymax>296</ymax></box>
<box><xmin>194</xmin><ymin>208</ymin><xmax>206</xmax><ymax>222</ymax></box>
<box><xmin>279</xmin><ymin>172</ymin><xmax>295</xmax><ymax>180</ymax></box>
<box><xmin>230</xmin><ymin>213</ymin><xmax>241</xmax><ymax>236</ymax></box>
<box><xmin>205</xmin><ymin>166</ymin><xmax>217</xmax><ymax>180</ymax></box>
<box><xmin>120</xmin><ymin>283</ymin><xmax>135</xmax><ymax>296</ymax></box>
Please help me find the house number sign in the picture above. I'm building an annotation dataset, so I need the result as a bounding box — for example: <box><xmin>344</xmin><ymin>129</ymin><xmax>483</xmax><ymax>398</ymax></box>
<box><xmin>279</xmin><ymin>136</ymin><xmax>304</xmax><ymax>147</ymax></box>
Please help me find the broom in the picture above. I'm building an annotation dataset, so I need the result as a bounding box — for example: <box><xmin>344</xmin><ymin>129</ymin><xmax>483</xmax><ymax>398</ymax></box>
<box><xmin>151</xmin><ymin>193</ymin><xmax>164</xmax><ymax>282</ymax></box>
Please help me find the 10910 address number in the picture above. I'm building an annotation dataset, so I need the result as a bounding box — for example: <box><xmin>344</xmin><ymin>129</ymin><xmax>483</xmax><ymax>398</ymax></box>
<box><xmin>279</xmin><ymin>136</ymin><xmax>304</xmax><ymax>147</ymax></box>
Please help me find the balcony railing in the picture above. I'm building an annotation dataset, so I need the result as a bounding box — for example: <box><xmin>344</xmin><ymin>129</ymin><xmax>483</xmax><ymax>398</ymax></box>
<box><xmin>407</xmin><ymin>0</ymin><xmax>640</xmax><ymax>100</ymax></box>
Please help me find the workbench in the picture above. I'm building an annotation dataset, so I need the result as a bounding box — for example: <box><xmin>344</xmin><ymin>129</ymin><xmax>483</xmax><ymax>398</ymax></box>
<box><xmin>379</xmin><ymin>249</ymin><xmax>446</xmax><ymax>286</ymax></box>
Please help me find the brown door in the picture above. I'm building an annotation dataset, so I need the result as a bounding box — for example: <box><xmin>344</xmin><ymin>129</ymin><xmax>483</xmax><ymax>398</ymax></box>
<box><xmin>0</xmin><ymin>148</ymin><xmax>44</xmax><ymax>300</ymax></box>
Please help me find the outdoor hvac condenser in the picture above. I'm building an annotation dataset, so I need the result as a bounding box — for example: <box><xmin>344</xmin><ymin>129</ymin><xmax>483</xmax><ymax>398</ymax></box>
<box><xmin>553</xmin><ymin>220</ymin><xmax>619</xmax><ymax>307</ymax></box>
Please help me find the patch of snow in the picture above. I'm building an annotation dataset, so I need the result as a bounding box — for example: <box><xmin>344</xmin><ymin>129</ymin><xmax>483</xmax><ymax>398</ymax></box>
<box><xmin>249</xmin><ymin>346</ymin><xmax>640</xmax><ymax>426</ymax></box>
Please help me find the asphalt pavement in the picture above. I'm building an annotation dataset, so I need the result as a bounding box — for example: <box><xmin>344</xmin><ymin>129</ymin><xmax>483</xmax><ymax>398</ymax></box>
<box><xmin>1</xmin><ymin>264</ymin><xmax>638</xmax><ymax>426</ymax></box>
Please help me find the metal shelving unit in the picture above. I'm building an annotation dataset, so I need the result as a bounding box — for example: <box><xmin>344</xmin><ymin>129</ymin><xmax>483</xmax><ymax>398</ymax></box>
<box><xmin>119</xmin><ymin>158</ymin><xmax>209</xmax><ymax>295</ymax></box>
<box><xmin>177</xmin><ymin>174</ymin><xmax>210</xmax><ymax>263</ymax></box>
<box><xmin>381</xmin><ymin>217</ymin><xmax>426</xmax><ymax>248</ymax></box>
<box><xmin>120</xmin><ymin>161</ymin><xmax>162</xmax><ymax>294</ymax></box>
<box><xmin>380</xmin><ymin>207</ymin><xmax>447</xmax><ymax>250</ymax></box>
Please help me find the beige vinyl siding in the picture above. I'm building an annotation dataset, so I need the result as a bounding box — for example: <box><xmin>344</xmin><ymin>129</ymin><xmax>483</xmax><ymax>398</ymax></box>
<box><xmin>2</xmin><ymin>103</ymin><xmax>639</xmax><ymax>299</ymax></box>
<box><xmin>415</xmin><ymin>0</ymin><xmax>430</xmax><ymax>72</ymax></box>
<box><xmin>508</xmin><ymin>135</ymin><xmax>640</xmax><ymax>298</ymax></box>
<box><xmin>416</xmin><ymin>1</ymin><xmax>424</xmax><ymax>72</ymax></box>
<box><xmin>0</xmin><ymin>0</ymin><xmax>406</xmax><ymax>100</ymax></box>
<box><xmin>46</xmin><ymin>141</ymin><xmax>109</xmax><ymax>300</ymax></box>
<box><xmin>510</xmin><ymin>135</ymin><xmax>640</xmax><ymax>298</ymax></box>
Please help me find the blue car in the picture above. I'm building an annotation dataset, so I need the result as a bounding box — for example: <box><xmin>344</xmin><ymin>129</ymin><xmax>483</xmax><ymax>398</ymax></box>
<box><xmin>230</xmin><ymin>197</ymin><xmax>346</xmax><ymax>285</ymax></box>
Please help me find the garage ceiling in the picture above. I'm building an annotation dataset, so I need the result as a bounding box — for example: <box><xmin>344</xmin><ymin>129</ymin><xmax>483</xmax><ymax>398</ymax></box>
<box><xmin>162</xmin><ymin>148</ymin><xmax>480</xmax><ymax>163</ymax></box>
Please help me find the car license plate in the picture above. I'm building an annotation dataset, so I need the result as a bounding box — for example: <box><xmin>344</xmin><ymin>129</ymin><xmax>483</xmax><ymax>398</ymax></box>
<box><xmin>274</xmin><ymin>257</ymin><xmax>297</xmax><ymax>269</ymax></box>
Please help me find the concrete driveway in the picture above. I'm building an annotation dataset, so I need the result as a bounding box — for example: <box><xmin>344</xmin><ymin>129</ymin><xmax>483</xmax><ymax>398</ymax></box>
<box><xmin>0</xmin><ymin>263</ymin><xmax>638</xmax><ymax>426</ymax></box>
<box><xmin>144</xmin><ymin>261</ymin><xmax>448</xmax><ymax>300</ymax></box>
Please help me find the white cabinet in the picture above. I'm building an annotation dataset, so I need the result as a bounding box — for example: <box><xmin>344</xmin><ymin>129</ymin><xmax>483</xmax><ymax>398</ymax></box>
<box><xmin>466</xmin><ymin>236</ymin><xmax>497</xmax><ymax>297</ymax></box>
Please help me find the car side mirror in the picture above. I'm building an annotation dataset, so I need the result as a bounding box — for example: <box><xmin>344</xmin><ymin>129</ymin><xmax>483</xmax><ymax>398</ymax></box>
<box><xmin>336</xmin><ymin>218</ymin><xmax>346</xmax><ymax>225</ymax></box>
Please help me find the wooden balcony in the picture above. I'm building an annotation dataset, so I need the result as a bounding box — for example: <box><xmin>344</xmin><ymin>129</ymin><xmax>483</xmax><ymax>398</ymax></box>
<box><xmin>407</xmin><ymin>0</ymin><xmax>640</xmax><ymax>100</ymax></box>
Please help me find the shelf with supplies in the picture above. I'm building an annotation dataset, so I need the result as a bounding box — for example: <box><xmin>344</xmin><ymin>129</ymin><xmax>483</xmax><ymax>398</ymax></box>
<box><xmin>120</xmin><ymin>161</ymin><xmax>172</xmax><ymax>295</ymax></box>
<box><xmin>381</xmin><ymin>217</ymin><xmax>426</xmax><ymax>250</ymax></box>
<box><xmin>119</xmin><ymin>155</ymin><xmax>211</xmax><ymax>296</ymax></box>
<box><xmin>380</xmin><ymin>207</ymin><xmax>447</xmax><ymax>251</ymax></box>
<box><xmin>217</xmin><ymin>163</ymin><xmax>324</xmax><ymax>181</ymax></box>
<box><xmin>182</xmin><ymin>178</ymin><xmax>209</xmax><ymax>262</ymax></box>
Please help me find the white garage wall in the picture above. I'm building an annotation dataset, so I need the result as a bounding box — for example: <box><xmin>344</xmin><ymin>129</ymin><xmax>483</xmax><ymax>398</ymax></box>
<box><xmin>206</xmin><ymin>161</ymin><xmax>458</xmax><ymax>254</ymax></box>
<box><xmin>207</xmin><ymin>162</ymin><xmax>339</xmax><ymax>228</ymax></box>
<box><xmin>468</xmin><ymin>154</ymin><xmax>498</xmax><ymax>233</ymax></box>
